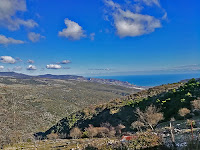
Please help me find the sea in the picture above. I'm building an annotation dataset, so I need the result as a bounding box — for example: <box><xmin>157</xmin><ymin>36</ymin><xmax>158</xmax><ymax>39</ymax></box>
<box><xmin>94</xmin><ymin>73</ymin><xmax>200</xmax><ymax>87</ymax></box>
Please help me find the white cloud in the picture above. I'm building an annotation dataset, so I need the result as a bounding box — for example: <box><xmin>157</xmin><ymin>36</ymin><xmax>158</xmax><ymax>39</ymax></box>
<box><xmin>134</xmin><ymin>0</ymin><xmax>160</xmax><ymax>7</ymax></box>
<box><xmin>27</xmin><ymin>59</ymin><xmax>34</xmax><ymax>64</ymax></box>
<box><xmin>104</xmin><ymin>0</ymin><xmax>120</xmax><ymax>9</ymax></box>
<box><xmin>28</xmin><ymin>32</ymin><xmax>45</xmax><ymax>43</ymax></box>
<box><xmin>90</xmin><ymin>33</ymin><xmax>95</xmax><ymax>41</ymax></box>
<box><xmin>0</xmin><ymin>34</ymin><xmax>24</xmax><ymax>45</ymax></box>
<box><xmin>104</xmin><ymin>0</ymin><xmax>164</xmax><ymax>37</ymax></box>
<box><xmin>46</xmin><ymin>64</ymin><xmax>62</xmax><ymax>69</ymax></box>
<box><xmin>0</xmin><ymin>0</ymin><xmax>38</xmax><ymax>30</ymax></box>
<box><xmin>58</xmin><ymin>18</ymin><xmax>86</xmax><ymax>40</ymax></box>
<box><xmin>0</xmin><ymin>66</ymin><xmax>4</xmax><ymax>69</ymax></box>
<box><xmin>0</xmin><ymin>56</ymin><xmax>16</xmax><ymax>64</ymax></box>
<box><xmin>114</xmin><ymin>10</ymin><xmax>161</xmax><ymax>37</ymax></box>
<box><xmin>60</xmin><ymin>60</ymin><xmax>71</xmax><ymax>64</ymax></box>
<box><xmin>27</xmin><ymin>65</ymin><xmax>37</xmax><ymax>70</ymax></box>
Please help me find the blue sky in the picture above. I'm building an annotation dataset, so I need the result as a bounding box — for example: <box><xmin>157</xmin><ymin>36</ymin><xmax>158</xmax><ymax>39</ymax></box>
<box><xmin>0</xmin><ymin>0</ymin><xmax>199</xmax><ymax>76</ymax></box>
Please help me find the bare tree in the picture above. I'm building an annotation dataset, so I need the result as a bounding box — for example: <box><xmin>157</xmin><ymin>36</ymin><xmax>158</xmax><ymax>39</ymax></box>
<box><xmin>70</xmin><ymin>127</ymin><xmax>82</xmax><ymax>139</ymax></box>
<box><xmin>133</xmin><ymin>105</ymin><xmax>164</xmax><ymax>130</ymax></box>
<box><xmin>131</xmin><ymin>121</ymin><xmax>144</xmax><ymax>132</ymax></box>
<box><xmin>191</xmin><ymin>99</ymin><xmax>200</xmax><ymax>110</ymax></box>
<box><xmin>100</xmin><ymin>123</ymin><xmax>116</xmax><ymax>137</ymax></box>
<box><xmin>168</xmin><ymin>118</ymin><xmax>177</xmax><ymax>149</ymax></box>
<box><xmin>85</xmin><ymin>125</ymin><xmax>98</xmax><ymax>138</ymax></box>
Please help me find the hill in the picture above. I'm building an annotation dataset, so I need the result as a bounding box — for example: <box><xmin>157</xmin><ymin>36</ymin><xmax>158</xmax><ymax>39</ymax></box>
<box><xmin>0</xmin><ymin>72</ymin><xmax>144</xmax><ymax>89</ymax></box>
<box><xmin>38</xmin><ymin>78</ymin><xmax>200</xmax><ymax>139</ymax></box>
<box><xmin>0</xmin><ymin>75</ymin><xmax>140</xmax><ymax>145</ymax></box>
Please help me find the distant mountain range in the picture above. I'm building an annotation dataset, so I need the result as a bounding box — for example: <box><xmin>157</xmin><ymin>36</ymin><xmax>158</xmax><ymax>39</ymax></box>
<box><xmin>0</xmin><ymin>72</ymin><xmax>144</xmax><ymax>90</ymax></box>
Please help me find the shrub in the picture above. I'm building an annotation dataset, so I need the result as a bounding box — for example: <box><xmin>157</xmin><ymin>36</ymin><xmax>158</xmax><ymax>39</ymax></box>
<box><xmin>85</xmin><ymin>125</ymin><xmax>98</xmax><ymax>138</ymax></box>
<box><xmin>131</xmin><ymin>121</ymin><xmax>145</xmax><ymax>132</ymax></box>
<box><xmin>115</xmin><ymin>124</ymin><xmax>125</xmax><ymax>136</ymax></box>
<box><xmin>96</xmin><ymin>127</ymin><xmax>109</xmax><ymax>138</ymax></box>
<box><xmin>191</xmin><ymin>100</ymin><xmax>200</xmax><ymax>110</ymax></box>
<box><xmin>100</xmin><ymin>122</ymin><xmax>116</xmax><ymax>137</ymax></box>
<box><xmin>85</xmin><ymin>123</ymin><xmax>116</xmax><ymax>138</ymax></box>
<box><xmin>47</xmin><ymin>132</ymin><xmax>58</xmax><ymax>140</ymax></box>
<box><xmin>127</xmin><ymin>132</ymin><xmax>163</xmax><ymax>149</ymax></box>
<box><xmin>178</xmin><ymin>108</ymin><xmax>190</xmax><ymax>118</ymax></box>
<box><xmin>70</xmin><ymin>127</ymin><xmax>82</xmax><ymax>139</ymax></box>
<box><xmin>134</xmin><ymin>105</ymin><xmax>164</xmax><ymax>130</ymax></box>
<box><xmin>186</xmin><ymin>119</ymin><xmax>196</xmax><ymax>127</ymax></box>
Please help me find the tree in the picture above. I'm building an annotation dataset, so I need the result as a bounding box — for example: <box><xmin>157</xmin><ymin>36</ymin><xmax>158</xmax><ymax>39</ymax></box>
<box><xmin>178</xmin><ymin>108</ymin><xmax>190</xmax><ymax>118</ymax></box>
<box><xmin>133</xmin><ymin>105</ymin><xmax>164</xmax><ymax>130</ymax></box>
<box><xmin>131</xmin><ymin>121</ymin><xmax>144</xmax><ymax>132</ymax></box>
<box><xmin>100</xmin><ymin>123</ymin><xmax>116</xmax><ymax>137</ymax></box>
<box><xmin>70</xmin><ymin>127</ymin><xmax>82</xmax><ymax>139</ymax></box>
<box><xmin>191</xmin><ymin>99</ymin><xmax>200</xmax><ymax>110</ymax></box>
<box><xmin>85</xmin><ymin>125</ymin><xmax>98</xmax><ymax>138</ymax></box>
<box><xmin>115</xmin><ymin>124</ymin><xmax>125</xmax><ymax>136</ymax></box>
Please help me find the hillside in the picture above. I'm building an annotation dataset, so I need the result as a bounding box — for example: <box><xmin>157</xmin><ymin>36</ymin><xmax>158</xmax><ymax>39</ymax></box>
<box><xmin>0</xmin><ymin>76</ymin><xmax>140</xmax><ymax>146</ymax></box>
<box><xmin>38</xmin><ymin>78</ymin><xmax>200</xmax><ymax>140</ymax></box>
<box><xmin>0</xmin><ymin>72</ymin><xmax>144</xmax><ymax>89</ymax></box>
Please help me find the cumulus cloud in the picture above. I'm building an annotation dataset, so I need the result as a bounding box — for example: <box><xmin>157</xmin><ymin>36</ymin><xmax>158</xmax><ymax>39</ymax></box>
<box><xmin>0</xmin><ymin>0</ymin><xmax>38</xmax><ymax>31</ymax></box>
<box><xmin>104</xmin><ymin>0</ymin><xmax>164</xmax><ymax>37</ymax></box>
<box><xmin>114</xmin><ymin>10</ymin><xmax>161</xmax><ymax>37</ymax></box>
<box><xmin>28</xmin><ymin>32</ymin><xmax>45</xmax><ymax>43</ymax></box>
<box><xmin>13</xmin><ymin>66</ymin><xmax>22</xmax><ymax>71</ymax></box>
<box><xmin>0</xmin><ymin>56</ymin><xmax>16</xmax><ymax>64</ymax></box>
<box><xmin>0</xmin><ymin>66</ymin><xmax>4</xmax><ymax>70</ymax></box>
<box><xmin>58</xmin><ymin>18</ymin><xmax>86</xmax><ymax>40</ymax></box>
<box><xmin>0</xmin><ymin>34</ymin><xmax>24</xmax><ymax>45</ymax></box>
<box><xmin>27</xmin><ymin>65</ymin><xmax>37</xmax><ymax>70</ymax></box>
<box><xmin>46</xmin><ymin>64</ymin><xmax>62</xmax><ymax>69</ymax></box>
<box><xmin>27</xmin><ymin>59</ymin><xmax>34</xmax><ymax>64</ymax></box>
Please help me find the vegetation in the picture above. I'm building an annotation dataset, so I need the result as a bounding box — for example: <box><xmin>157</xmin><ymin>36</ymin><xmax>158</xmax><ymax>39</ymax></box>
<box><xmin>0</xmin><ymin>76</ymin><xmax>138</xmax><ymax>147</ymax></box>
<box><xmin>70</xmin><ymin>127</ymin><xmax>82</xmax><ymax>139</ymax></box>
<box><xmin>39</xmin><ymin>79</ymin><xmax>187</xmax><ymax>138</ymax></box>
<box><xmin>132</xmin><ymin>105</ymin><xmax>164</xmax><ymax>131</ymax></box>
<box><xmin>2</xmin><ymin>77</ymin><xmax>200</xmax><ymax>149</ymax></box>
<box><xmin>179</xmin><ymin>108</ymin><xmax>191</xmax><ymax>118</ymax></box>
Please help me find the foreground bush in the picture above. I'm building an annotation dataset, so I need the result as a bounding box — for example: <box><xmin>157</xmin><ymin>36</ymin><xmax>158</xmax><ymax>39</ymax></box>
<box><xmin>70</xmin><ymin>127</ymin><xmax>82</xmax><ymax>139</ymax></box>
<box><xmin>83</xmin><ymin>131</ymin><xmax>168</xmax><ymax>150</ymax></box>
<box><xmin>125</xmin><ymin>132</ymin><xmax>163</xmax><ymax>149</ymax></box>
